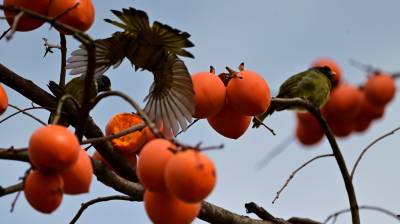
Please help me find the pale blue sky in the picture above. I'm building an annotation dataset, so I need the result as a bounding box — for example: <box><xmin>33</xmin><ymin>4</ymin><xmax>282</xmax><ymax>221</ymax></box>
<box><xmin>1</xmin><ymin>1</ymin><xmax>400</xmax><ymax>223</ymax></box>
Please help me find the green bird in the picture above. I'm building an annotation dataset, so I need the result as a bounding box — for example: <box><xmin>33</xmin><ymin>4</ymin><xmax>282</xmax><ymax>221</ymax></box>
<box><xmin>65</xmin><ymin>7</ymin><xmax>195</xmax><ymax>135</ymax></box>
<box><xmin>253</xmin><ymin>66</ymin><xmax>335</xmax><ymax>128</ymax></box>
<box><xmin>47</xmin><ymin>75</ymin><xmax>111</xmax><ymax>125</ymax></box>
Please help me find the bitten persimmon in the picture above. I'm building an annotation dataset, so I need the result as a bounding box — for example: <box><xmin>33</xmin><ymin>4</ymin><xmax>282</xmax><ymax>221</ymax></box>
<box><xmin>364</xmin><ymin>72</ymin><xmax>396</xmax><ymax>106</ymax></box>
<box><xmin>28</xmin><ymin>125</ymin><xmax>80</xmax><ymax>171</ymax></box>
<box><xmin>164</xmin><ymin>149</ymin><xmax>216</xmax><ymax>203</ymax></box>
<box><xmin>3</xmin><ymin>0</ymin><xmax>50</xmax><ymax>31</ymax></box>
<box><xmin>61</xmin><ymin>148</ymin><xmax>93</xmax><ymax>194</ymax></box>
<box><xmin>323</xmin><ymin>84</ymin><xmax>363</xmax><ymax>122</ymax></box>
<box><xmin>144</xmin><ymin>191</ymin><xmax>201</xmax><ymax>224</ymax></box>
<box><xmin>24</xmin><ymin>170</ymin><xmax>63</xmax><ymax>213</ymax></box>
<box><xmin>226</xmin><ymin>70</ymin><xmax>271</xmax><ymax>116</ymax></box>
<box><xmin>0</xmin><ymin>84</ymin><xmax>8</xmax><ymax>115</ymax></box>
<box><xmin>312</xmin><ymin>57</ymin><xmax>342</xmax><ymax>86</ymax></box>
<box><xmin>48</xmin><ymin>0</ymin><xmax>95</xmax><ymax>33</ymax></box>
<box><xmin>105</xmin><ymin>113</ymin><xmax>147</xmax><ymax>154</ymax></box>
<box><xmin>192</xmin><ymin>71</ymin><xmax>226</xmax><ymax>118</ymax></box>
<box><xmin>207</xmin><ymin>101</ymin><xmax>251</xmax><ymax>139</ymax></box>
<box><xmin>137</xmin><ymin>139</ymin><xmax>175</xmax><ymax>192</ymax></box>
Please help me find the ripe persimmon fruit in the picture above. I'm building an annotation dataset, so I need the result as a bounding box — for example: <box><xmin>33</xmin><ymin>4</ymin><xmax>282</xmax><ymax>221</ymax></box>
<box><xmin>105</xmin><ymin>113</ymin><xmax>147</xmax><ymax>154</ymax></box>
<box><xmin>3</xmin><ymin>0</ymin><xmax>50</xmax><ymax>31</ymax></box>
<box><xmin>295</xmin><ymin>121</ymin><xmax>324</xmax><ymax>146</ymax></box>
<box><xmin>164</xmin><ymin>149</ymin><xmax>216</xmax><ymax>203</ymax></box>
<box><xmin>192</xmin><ymin>71</ymin><xmax>226</xmax><ymax>118</ymax></box>
<box><xmin>312</xmin><ymin>57</ymin><xmax>342</xmax><ymax>86</ymax></box>
<box><xmin>61</xmin><ymin>148</ymin><xmax>93</xmax><ymax>194</ymax></box>
<box><xmin>326</xmin><ymin>117</ymin><xmax>354</xmax><ymax>138</ymax></box>
<box><xmin>24</xmin><ymin>170</ymin><xmax>63</xmax><ymax>213</ymax></box>
<box><xmin>48</xmin><ymin>0</ymin><xmax>95</xmax><ymax>33</ymax></box>
<box><xmin>137</xmin><ymin>139</ymin><xmax>176</xmax><ymax>192</ymax></box>
<box><xmin>144</xmin><ymin>190</ymin><xmax>201</xmax><ymax>224</ymax></box>
<box><xmin>28</xmin><ymin>125</ymin><xmax>80</xmax><ymax>171</ymax></box>
<box><xmin>0</xmin><ymin>84</ymin><xmax>8</xmax><ymax>115</ymax></box>
<box><xmin>226</xmin><ymin>70</ymin><xmax>271</xmax><ymax>116</ymax></box>
<box><xmin>364</xmin><ymin>72</ymin><xmax>395</xmax><ymax>106</ymax></box>
<box><xmin>207</xmin><ymin>101</ymin><xmax>251</xmax><ymax>139</ymax></box>
<box><xmin>323</xmin><ymin>84</ymin><xmax>362</xmax><ymax>122</ymax></box>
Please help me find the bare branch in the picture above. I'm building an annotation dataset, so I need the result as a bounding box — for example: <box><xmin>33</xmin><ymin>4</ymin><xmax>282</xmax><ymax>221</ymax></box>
<box><xmin>69</xmin><ymin>195</ymin><xmax>136</xmax><ymax>224</ymax></box>
<box><xmin>82</xmin><ymin>122</ymin><xmax>146</xmax><ymax>145</ymax></box>
<box><xmin>324</xmin><ymin>205</ymin><xmax>400</xmax><ymax>224</ymax></box>
<box><xmin>270</xmin><ymin>98</ymin><xmax>360</xmax><ymax>224</ymax></box>
<box><xmin>0</xmin><ymin>105</ymin><xmax>50</xmax><ymax>125</ymax></box>
<box><xmin>0</xmin><ymin>182</ymin><xmax>23</xmax><ymax>197</ymax></box>
<box><xmin>0</xmin><ymin>147</ymin><xmax>29</xmax><ymax>162</ymax></box>
<box><xmin>245</xmin><ymin>202</ymin><xmax>288</xmax><ymax>224</ymax></box>
<box><xmin>7</xmin><ymin>104</ymin><xmax>47</xmax><ymax>125</ymax></box>
<box><xmin>5</xmin><ymin>11</ymin><xmax>23</xmax><ymax>40</ymax></box>
<box><xmin>272</xmin><ymin>154</ymin><xmax>333</xmax><ymax>204</ymax></box>
<box><xmin>351</xmin><ymin>125</ymin><xmax>400</xmax><ymax>180</ymax></box>
<box><xmin>59</xmin><ymin>33</ymin><xmax>67</xmax><ymax>88</ymax></box>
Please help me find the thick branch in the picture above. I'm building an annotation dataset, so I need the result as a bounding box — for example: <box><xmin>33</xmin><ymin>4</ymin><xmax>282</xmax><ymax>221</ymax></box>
<box><xmin>270</xmin><ymin>98</ymin><xmax>360</xmax><ymax>224</ymax></box>
<box><xmin>0</xmin><ymin>148</ymin><xmax>29</xmax><ymax>162</ymax></box>
<box><xmin>0</xmin><ymin>183</ymin><xmax>23</xmax><ymax>197</ymax></box>
<box><xmin>0</xmin><ymin>63</ymin><xmax>138</xmax><ymax>182</ymax></box>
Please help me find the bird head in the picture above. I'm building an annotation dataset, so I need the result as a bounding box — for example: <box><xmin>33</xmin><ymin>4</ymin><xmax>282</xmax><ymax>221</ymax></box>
<box><xmin>313</xmin><ymin>66</ymin><xmax>337</xmax><ymax>87</ymax></box>
<box><xmin>96</xmin><ymin>75</ymin><xmax>112</xmax><ymax>92</ymax></box>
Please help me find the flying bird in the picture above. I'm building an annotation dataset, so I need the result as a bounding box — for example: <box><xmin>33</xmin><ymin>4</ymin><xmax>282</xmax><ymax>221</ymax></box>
<box><xmin>65</xmin><ymin>7</ymin><xmax>195</xmax><ymax>135</ymax></box>
<box><xmin>253</xmin><ymin>66</ymin><xmax>335</xmax><ymax>128</ymax></box>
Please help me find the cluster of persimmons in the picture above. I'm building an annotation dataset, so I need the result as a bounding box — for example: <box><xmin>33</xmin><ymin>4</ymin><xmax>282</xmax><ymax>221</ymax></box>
<box><xmin>296</xmin><ymin>58</ymin><xmax>396</xmax><ymax>146</ymax></box>
<box><xmin>191</xmin><ymin>65</ymin><xmax>271</xmax><ymax>139</ymax></box>
<box><xmin>94</xmin><ymin>113</ymin><xmax>217</xmax><ymax>223</ymax></box>
<box><xmin>3</xmin><ymin>0</ymin><xmax>94</xmax><ymax>33</ymax></box>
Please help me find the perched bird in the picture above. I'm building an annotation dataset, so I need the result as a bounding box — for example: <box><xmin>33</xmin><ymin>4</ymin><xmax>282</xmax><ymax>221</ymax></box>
<box><xmin>65</xmin><ymin>7</ymin><xmax>195</xmax><ymax>135</ymax></box>
<box><xmin>253</xmin><ymin>66</ymin><xmax>335</xmax><ymax>128</ymax></box>
<box><xmin>48</xmin><ymin>75</ymin><xmax>111</xmax><ymax>125</ymax></box>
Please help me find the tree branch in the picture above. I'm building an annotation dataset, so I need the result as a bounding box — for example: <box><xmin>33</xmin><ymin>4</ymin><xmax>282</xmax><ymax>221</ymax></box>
<box><xmin>270</xmin><ymin>98</ymin><xmax>360</xmax><ymax>224</ymax></box>
<box><xmin>324</xmin><ymin>205</ymin><xmax>400</xmax><ymax>224</ymax></box>
<box><xmin>0</xmin><ymin>182</ymin><xmax>23</xmax><ymax>197</ymax></box>
<box><xmin>69</xmin><ymin>195</ymin><xmax>136</xmax><ymax>224</ymax></box>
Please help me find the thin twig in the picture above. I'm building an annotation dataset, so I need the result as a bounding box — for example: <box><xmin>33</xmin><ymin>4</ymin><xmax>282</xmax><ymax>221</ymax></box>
<box><xmin>82</xmin><ymin>122</ymin><xmax>146</xmax><ymax>145</ymax></box>
<box><xmin>69</xmin><ymin>195</ymin><xmax>136</xmax><ymax>224</ymax></box>
<box><xmin>324</xmin><ymin>205</ymin><xmax>400</xmax><ymax>224</ymax></box>
<box><xmin>272</xmin><ymin>154</ymin><xmax>333</xmax><ymax>204</ymax></box>
<box><xmin>5</xmin><ymin>11</ymin><xmax>23</xmax><ymax>41</ymax></box>
<box><xmin>59</xmin><ymin>33</ymin><xmax>67</xmax><ymax>88</ymax></box>
<box><xmin>175</xmin><ymin>118</ymin><xmax>200</xmax><ymax>137</ymax></box>
<box><xmin>349</xmin><ymin>59</ymin><xmax>380</xmax><ymax>74</ymax></box>
<box><xmin>255</xmin><ymin>134</ymin><xmax>295</xmax><ymax>170</ymax></box>
<box><xmin>0</xmin><ymin>182</ymin><xmax>23</xmax><ymax>197</ymax></box>
<box><xmin>10</xmin><ymin>190</ymin><xmax>21</xmax><ymax>212</ymax></box>
<box><xmin>0</xmin><ymin>106</ymin><xmax>50</xmax><ymax>125</ymax></box>
<box><xmin>92</xmin><ymin>91</ymin><xmax>162</xmax><ymax>138</ymax></box>
<box><xmin>0</xmin><ymin>27</ymin><xmax>11</xmax><ymax>40</ymax></box>
<box><xmin>7</xmin><ymin>104</ymin><xmax>47</xmax><ymax>125</ymax></box>
<box><xmin>245</xmin><ymin>202</ymin><xmax>278</xmax><ymax>222</ymax></box>
<box><xmin>42</xmin><ymin>37</ymin><xmax>61</xmax><ymax>57</ymax></box>
<box><xmin>253</xmin><ymin>116</ymin><xmax>276</xmax><ymax>135</ymax></box>
<box><xmin>49</xmin><ymin>2</ymin><xmax>79</xmax><ymax>27</ymax></box>
<box><xmin>350</xmin><ymin>125</ymin><xmax>400</xmax><ymax>180</ymax></box>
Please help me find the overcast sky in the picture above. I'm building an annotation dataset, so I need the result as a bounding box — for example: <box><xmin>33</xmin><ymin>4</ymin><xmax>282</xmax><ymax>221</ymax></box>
<box><xmin>1</xmin><ymin>1</ymin><xmax>400</xmax><ymax>223</ymax></box>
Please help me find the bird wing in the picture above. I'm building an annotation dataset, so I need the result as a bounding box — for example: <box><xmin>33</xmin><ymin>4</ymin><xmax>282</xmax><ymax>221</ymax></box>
<box><xmin>66</xmin><ymin>32</ymin><xmax>130</xmax><ymax>77</ymax></box>
<box><xmin>105</xmin><ymin>7</ymin><xmax>194</xmax><ymax>59</ymax></box>
<box><xmin>144</xmin><ymin>54</ymin><xmax>195</xmax><ymax>135</ymax></box>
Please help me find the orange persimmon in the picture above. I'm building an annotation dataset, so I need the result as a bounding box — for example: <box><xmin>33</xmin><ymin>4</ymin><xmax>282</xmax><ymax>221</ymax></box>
<box><xmin>295</xmin><ymin>121</ymin><xmax>324</xmax><ymax>146</ymax></box>
<box><xmin>323</xmin><ymin>84</ymin><xmax>363</xmax><ymax>122</ymax></box>
<box><xmin>164</xmin><ymin>149</ymin><xmax>216</xmax><ymax>203</ymax></box>
<box><xmin>137</xmin><ymin>139</ymin><xmax>175</xmax><ymax>192</ymax></box>
<box><xmin>28</xmin><ymin>125</ymin><xmax>80</xmax><ymax>171</ymax></box>
<box><xmin>364</xmin><ymin>72</ymin><xmax>395</xmax><ymax>106</ymax></box>
<box><xmin>144</xmin><ymin>191</ymin><xmax>201</xmax><ymax>224</ymax></box>
<box><xmin>312</xmin><ymin>57</ymin><xmax>342</xmax><ymax>86</ymax></box>
<box><xmin>207</xmin><ymin>101</ymin><xmax>251</xmax><ymax>139</ymax></box>
<box><xmin>48</xmin><ymin>0</ymin><xmax>95</xmax><ymax>33</ymax></box>
<box><xmin>192</xmin><ymin>71</ymin><xmax>226</xmax><ymax>118</ymax></box>
<box><xmin>3</xmin><ymin>0</ymin><xmax>50</xmax><ymax>31</ymax></box>
<box><xmin>105</xmin><ymin>113</ymin><xmax>147</xmax><ymax>154</ymax></box>
<box><xmin>24</xmin><ymin>170</ymin><xmax>63</xmax><ymax>213</ymax></box>
<box><xmin>0</xmin><ymin>84</ymin><xmax>8</xmax><ymax>115</ymax></box>
<box><xmin>61</xmin><ymin>148</ymin><xmax>93</xmax><ymax>194</ymax></box>
<box><xmin>226</xmin><ymin>70</ymin><xmax>271</xmax><ymax>116</ymax></box>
